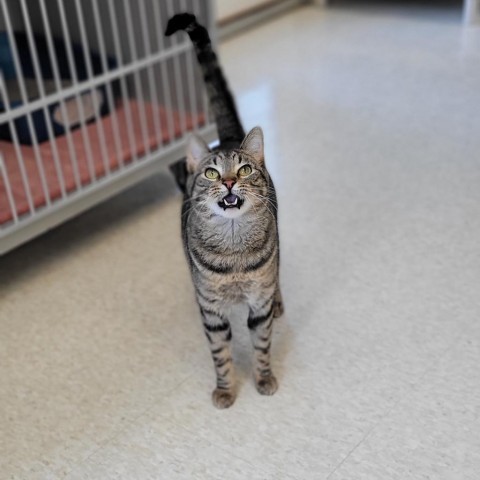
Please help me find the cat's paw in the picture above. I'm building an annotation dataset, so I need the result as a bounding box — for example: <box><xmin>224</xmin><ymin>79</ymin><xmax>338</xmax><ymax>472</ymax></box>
<box><xmin>255</xmin><ymin>375</ymin><xmax>278</xmax><ymax>396</ymax></box>
<box><xmin>212</xmin><ymin>388</ymin><xmax>236</xmax><ymax>409</ymax></box>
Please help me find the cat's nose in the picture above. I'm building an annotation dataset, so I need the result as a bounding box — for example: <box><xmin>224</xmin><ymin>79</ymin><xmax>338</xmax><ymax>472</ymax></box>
<box><xmin>223</xmin><ymin>178</ymin><xmax>236</xmax><ymax>190</ymax></box>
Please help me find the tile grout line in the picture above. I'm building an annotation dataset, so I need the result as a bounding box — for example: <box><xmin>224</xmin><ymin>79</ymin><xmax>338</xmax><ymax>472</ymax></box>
<box><xmin>323</xmin><ymin>389</ymin><xmax>405</xmax><ymax>480</ymax></box>
<box><xmin>324</xmin><ymin>332</ymin><xmax>463</xmax><ymax>479</ymax></box>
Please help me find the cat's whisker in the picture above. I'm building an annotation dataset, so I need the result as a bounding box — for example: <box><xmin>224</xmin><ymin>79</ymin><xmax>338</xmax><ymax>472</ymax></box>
<box><xmin>182</xmin><ymin>199</ymin><xmax>209</xmax><ymax>218</ymax></box>
<box><xmin>245</xmin><ymin>191</ymin><xmax>278</xmax><ymax>218</ymax></box>
<box><xmin>249</xmin><ymin>185</ymin><xmax>277</xmax><ymax>196</ymax></box>
<box><xmin>247</xmin><ymin>188</ymin><xmax>278</xmax><ymax>204</ymax></box>
<box><xmin>249</xmin><ymin>184</ymin><xmax>276</xmax><ymax>191</ymax></box>
<box><xmin>184</xmin><ymin>193</ymin><xmax>207</xmax><ymax>203</ymax></box>
<box><xmin>244</xmin><ymin>193</ymin><xmax>261</xmax><ymax>221</ymax></box>
<box><xmin>244</xmin><ymin>193</ymin><xmax>275</xmax><ymax>222</ymax></box>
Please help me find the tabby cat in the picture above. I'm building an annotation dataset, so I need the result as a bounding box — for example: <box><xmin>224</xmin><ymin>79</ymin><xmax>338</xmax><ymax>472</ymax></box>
<box><xmin>166</xmin><ymin>13</ymin><xmax>283</xmax><ymax>409</ymax></box>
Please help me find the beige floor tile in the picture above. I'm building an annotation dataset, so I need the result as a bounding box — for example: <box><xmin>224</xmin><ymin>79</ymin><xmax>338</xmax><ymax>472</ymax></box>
<box><xmin>328</xmin><ymin>335</ymin><xmax>480</xmax><ymax>480</ymax></box>
<box><xmin>64</xmin><ymin>413</ymin><xmax>282</xmax><ymax>480</ymax></box>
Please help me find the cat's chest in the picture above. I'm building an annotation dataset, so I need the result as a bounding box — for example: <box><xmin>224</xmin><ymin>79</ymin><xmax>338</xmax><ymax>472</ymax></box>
<box><xmin>217</xmin><ymin>277</ymin><xmax>255</xmax><ymax>302</ymax></box>
<box><xmin>194</xmin><ymin>217</ymin><xmax>267</xmax><ymax>253</ymax></box>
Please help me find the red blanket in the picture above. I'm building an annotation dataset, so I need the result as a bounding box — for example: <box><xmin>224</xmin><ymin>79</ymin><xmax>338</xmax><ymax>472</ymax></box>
<box><xmin>0</xmin><ymin>100</ymin><xmax>205</xmax><ymax>224</ymax></box>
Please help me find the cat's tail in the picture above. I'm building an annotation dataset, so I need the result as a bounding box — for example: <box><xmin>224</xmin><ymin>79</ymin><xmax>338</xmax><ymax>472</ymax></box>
<box><xmin>165</xmin><ymin>13</ymin><xmax>245</xmax><ymax>147</ymax></box>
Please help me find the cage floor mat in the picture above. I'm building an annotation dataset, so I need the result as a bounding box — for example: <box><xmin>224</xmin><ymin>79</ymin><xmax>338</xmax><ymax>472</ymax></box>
<box><xmin>0</xmin><ymin>100</ymin><xmax>205</xmax><ymax>225</ymax></box>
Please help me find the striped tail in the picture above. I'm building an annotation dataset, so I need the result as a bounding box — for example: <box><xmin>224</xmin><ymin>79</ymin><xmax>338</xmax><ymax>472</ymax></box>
<box><xmin>165</xmin><ymin>13</ymin><xmax>245</xmax><ymax>147</ymax></box>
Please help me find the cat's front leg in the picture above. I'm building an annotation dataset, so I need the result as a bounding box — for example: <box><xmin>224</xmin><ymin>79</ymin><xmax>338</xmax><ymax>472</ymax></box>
<box><xmin>247</xmin><ymin>291</ymin><xmax>278</xmax><ymax>396</ymax></box>
<box><xmin>199</xmin><ymin>304</ymin><xmax>236</xmax><ymax>409</ymax></box>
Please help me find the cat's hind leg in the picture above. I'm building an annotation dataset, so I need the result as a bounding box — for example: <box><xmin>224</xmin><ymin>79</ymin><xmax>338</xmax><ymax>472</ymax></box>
<box><xmin>247</xmin><ymin>289</ymin><xmax>278</xmax><ymax>396</ymax></box>
<box><xmin>273</xmin><ymin>283</ymin><xmax>284</xmax><ymax>318</ymax></box>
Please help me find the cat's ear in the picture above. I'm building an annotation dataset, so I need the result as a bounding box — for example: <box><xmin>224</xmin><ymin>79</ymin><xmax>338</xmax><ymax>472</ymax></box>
<box><xmin>240</xmin><ymin>127</ymin><xmax>264</xmax><ymax>163</ymax></box>
<box><xmin>186</xmin><ymin>134</ymin><xmax>210</xmax><ymax>173</ymax></box>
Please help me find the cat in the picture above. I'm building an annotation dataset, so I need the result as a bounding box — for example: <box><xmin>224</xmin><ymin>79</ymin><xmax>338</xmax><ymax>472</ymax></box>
<box><xmin>165</xmin><ymin>13</ymin><xmax>283</xmax><ymax>409</ymax></box>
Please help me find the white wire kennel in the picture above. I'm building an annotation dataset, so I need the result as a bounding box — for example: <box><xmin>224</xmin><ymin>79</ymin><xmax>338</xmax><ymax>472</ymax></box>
<box><xmin>0</xmin><ymin>0</ymin><xmax>217</xmax><ymax>255</ymax></box>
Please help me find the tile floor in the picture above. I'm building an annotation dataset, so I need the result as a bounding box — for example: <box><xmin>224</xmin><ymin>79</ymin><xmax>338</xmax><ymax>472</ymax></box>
<box><xmin>1</xmin><ymin>2</ymin><xmax>480</xmax><ymax>479</ymax></box>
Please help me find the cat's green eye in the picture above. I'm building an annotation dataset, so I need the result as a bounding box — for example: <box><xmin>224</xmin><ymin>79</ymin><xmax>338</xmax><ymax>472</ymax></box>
<box><xmin>205</xmin><ymin>168</ymin><xmax>220</xmax><ymax>180</ymax></box>
<box><xmin>238</xmin><ymin>165</ymin><xmax>252</xmax><ymax>177</ymax></box>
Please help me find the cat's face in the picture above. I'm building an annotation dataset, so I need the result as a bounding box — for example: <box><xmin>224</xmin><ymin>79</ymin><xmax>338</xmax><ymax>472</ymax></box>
<box><xmin>186</xmin><ymin>127</ymin><xmax>268</xmax><ymax>219</ymax></box>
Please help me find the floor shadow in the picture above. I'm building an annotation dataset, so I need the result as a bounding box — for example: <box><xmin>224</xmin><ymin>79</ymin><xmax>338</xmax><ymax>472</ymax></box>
<box><xmin>0</xmin><ymin>169</ymin><xmax>181</xmax><ymax>290</ymax></box>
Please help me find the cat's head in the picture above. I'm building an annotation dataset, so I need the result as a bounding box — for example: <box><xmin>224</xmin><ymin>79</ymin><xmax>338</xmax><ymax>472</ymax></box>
<box><xmin>186</xmin><ymin>127</ymin><xmax>269</xmax><ymax>219</ymax></box>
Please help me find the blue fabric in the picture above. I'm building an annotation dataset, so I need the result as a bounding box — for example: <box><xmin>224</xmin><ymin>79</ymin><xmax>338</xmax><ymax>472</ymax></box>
<box><xmin>0</xmin><ymin>31</ymin><xmax>118</xmax><ymax>144</ymax></box>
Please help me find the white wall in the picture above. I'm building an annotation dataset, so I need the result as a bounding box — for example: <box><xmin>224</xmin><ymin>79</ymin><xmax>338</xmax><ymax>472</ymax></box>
<box><xmin>215</xmin><ymin>0</ymin><xmax>277</xmax><ymax>21</ymax></box>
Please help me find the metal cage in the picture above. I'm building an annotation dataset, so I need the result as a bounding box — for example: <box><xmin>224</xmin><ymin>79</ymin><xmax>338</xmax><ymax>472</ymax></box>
<box><xmin>0</xmin><ymin>0</ymin><xmax>217</xmax><ymax>255</ymax></box>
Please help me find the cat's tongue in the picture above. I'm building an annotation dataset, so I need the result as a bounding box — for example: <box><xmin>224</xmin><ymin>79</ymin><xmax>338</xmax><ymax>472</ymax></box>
<box><xmin>223</xmin><ymin>194</ymin><xmax>238</xmax><ymax>206</ymax></box>
<box><xmin>219</xmin><ymin>193</ymin><xmax>243</xmax><ymax>210</ymax></box>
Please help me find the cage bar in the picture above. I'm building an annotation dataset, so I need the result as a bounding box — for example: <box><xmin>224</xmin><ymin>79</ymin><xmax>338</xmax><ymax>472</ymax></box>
<box><xmin>151</xmin><ymin>0</ymin><xmax>176</xmax><ymax>141</ymax></box>
<box><xmin>166</xmin><ymin>0</ymin><xmax>188</xmax><ymax>135</ymax></box>
<box><xmin>138</xmin><ymin>0</ymin><xmax>164</xmax><ymax>149</ymax></box>
<box><xmin>90</xmin><ymin>0</ymin><xmax>127</xmax><ymax>169</ymax></box>
<box><xmin>0</xmin><ymin>42</ymin><xmax>191</xmax><ymax>125</ymax></box>
<box><xmin>106</xmin><ymin>0</ymin><xmax>139</xmax><ymax>163</ymax></box>
<box><xmin>121</xmin><ymin>0</ymin><xmax>151</xmax><ymax>158</ymax></box>
<box><xmin>56</xmin><ymin>0</ymin><xmax>97</xmax><ymax>182</ymax></box>
<box><xmin>1</xmin><ymin>0</ymin><xmax>52</xmax><ymax>206</ymax></box>
<box><xmin>19</xmin><ymin>0</ymin><xmax>67</xmax><ymax>198</ymax></box>
<box><xmin>0</xmin><ymin>152</ymin><xmax>18</xmax><ymax>224</ymax></box>
<box><xmin>0</xmin><ymin>73</ymin><xmax>35</xmax><ymax>214</ymax></box>
<box><xmin>181</xmin><ymin>0</ymin><xmax>200</xmax><ymax>131</ymax></box>
<box><xmin>38</xmin><ymin>0</ymin><xmax>82</xmax><ymax>191</ymax></box>
<box><xmin>74</xmin><ymin>0</ymin><xmax>111</xmax><ymax>177</ymax></box>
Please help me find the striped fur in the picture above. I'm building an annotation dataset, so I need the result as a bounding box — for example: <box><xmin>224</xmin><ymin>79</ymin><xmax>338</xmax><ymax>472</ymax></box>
<box><xmin>166</xmin><ymin>14</ymin><xmax>283</xmax><ymax>409</ymax></box>
<box><xmin>165</xmin><ymin>12</ymin><xmax>244</xmax><ymax>146</ymax></box>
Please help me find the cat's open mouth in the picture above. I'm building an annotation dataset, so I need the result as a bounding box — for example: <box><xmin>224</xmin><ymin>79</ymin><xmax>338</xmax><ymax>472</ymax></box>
<box><xmin>218</xmin><ymin>193</ymin><xmax>244</xmax><ymax>210</ymax></box>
